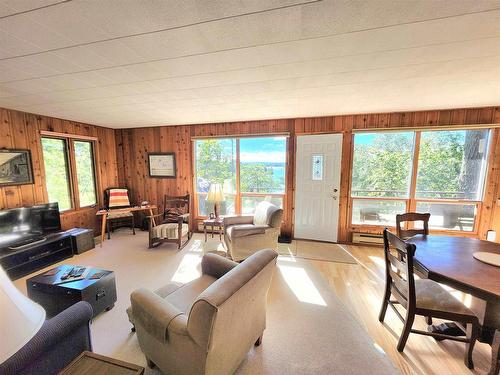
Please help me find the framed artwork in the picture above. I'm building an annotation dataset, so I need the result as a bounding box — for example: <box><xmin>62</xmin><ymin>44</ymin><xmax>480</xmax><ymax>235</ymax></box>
<box><xmin>148</xmin><ymin>153</ymin><xmax>176</xmax><ymax>178</ymax></box>
<box><xmin>0</xmin><ymin>149</ymin><xmax>34</xmax><ymax>186</ymax></box>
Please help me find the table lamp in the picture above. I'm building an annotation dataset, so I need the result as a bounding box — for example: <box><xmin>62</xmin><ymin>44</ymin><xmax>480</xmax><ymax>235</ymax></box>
<box><xmin>206</xmin><ymin>183</ymin><xmax>225</xmax><ymax>218</ymax></box>
<box><xmin>0</xmin><ymin>266</ymin><xmax>45</xmax><ymax>364</ymax></box>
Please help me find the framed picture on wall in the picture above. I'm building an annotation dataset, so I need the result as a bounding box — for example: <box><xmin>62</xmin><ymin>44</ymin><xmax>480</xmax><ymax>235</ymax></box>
<box><xmin>148</xmin><ymin>153</ymin><xmax>176</xmax><ymax>178</ymax></box>
<box><xmin>0</xmin><ymin>149</ymin><xmax>34</xmax><ymax>186</ymax></box>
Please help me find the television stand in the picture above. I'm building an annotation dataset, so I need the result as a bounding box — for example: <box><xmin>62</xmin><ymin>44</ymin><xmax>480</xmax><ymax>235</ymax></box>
<box><xmin>0</xmin><ymin>232</ymin><xmax>73</xmax><ymax>280</ymax></box>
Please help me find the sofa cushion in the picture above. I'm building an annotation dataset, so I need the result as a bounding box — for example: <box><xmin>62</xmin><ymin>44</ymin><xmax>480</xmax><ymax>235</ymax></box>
<box><xmin>107</xmin><ymin>211</ymin><xmax>133</xmax><ymax>219</ymax></box>
<box><xmin>253</xmin><ymin>201</ymin><xmax>280</xmax><ymax>226</ymax></box>
<box><xmin>152</xmin><ymin>223</ymin><xmax>189</xmax><ymax>239</ymax></box>
<box><xmin>227</xmin><ymin>224</ymin><xmax>267</xmax><ymax>239</ymax></box>
<box><xmin>166</xmin><ymin>275</ymin><xmax>217</xmax><ymax>313</ymax></box>
<box><xmin>108</xmin><ymin>188</ymin><xmax>130</xmax><ymax>207</ymax></box>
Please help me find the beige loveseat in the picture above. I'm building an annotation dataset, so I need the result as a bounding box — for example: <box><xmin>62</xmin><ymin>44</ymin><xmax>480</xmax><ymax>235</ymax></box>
<box><xmin>127</xmin><ymin>249</ymin><xmax>278</xmax><ymax>375</ymax></box>
<box><xmin>223</xmin><ymin>201</ymin><xmax>283</xmax><ymax>261</ymax></box>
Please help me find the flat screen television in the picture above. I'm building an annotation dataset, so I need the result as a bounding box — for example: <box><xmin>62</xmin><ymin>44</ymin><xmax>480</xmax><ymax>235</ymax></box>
<box><xmin>0</xmin><ymin>203</ymin><xmax>61</xmax><ymax>248</ymax></box>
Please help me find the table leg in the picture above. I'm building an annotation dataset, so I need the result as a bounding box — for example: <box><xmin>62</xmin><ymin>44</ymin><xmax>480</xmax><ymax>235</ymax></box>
<box><xmin>100</xmin><ymin>213</ymin><xmax>107</xmax><ymax>248</ymax></box>
<box><xmin>489</xmin><ymin>330</ymin><xmax>499</xmax><ymax>375</ymax></box>
<box><xmin>204</xmin><ymin>224</ymin><xmax>207</xmax><ymax>242</ymax></box>
<box><xmin>219</xmin><ymin>225</ymin><xmax>222</xmax><ymax>241</ymax></box>
<box><xmin>149</xmin><ymin>208</ymin><xmax>156</xmax><ymax>227</ymax></box>
<box><xmin>211</xmin><ymin>225</ymin><xmax>214</xmax><ymax>238</ymax></box>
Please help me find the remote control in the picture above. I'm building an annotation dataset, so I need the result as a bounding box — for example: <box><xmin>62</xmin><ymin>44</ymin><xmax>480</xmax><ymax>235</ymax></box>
<box><xmin>60</xmin><ymin>267</ymin><xmax>74</xmax><ymax>280</ymax></box>
<box><xmin>73</xmin><ymin>267</ymin><xmax>86</xmax><ymax>277</ymax></box>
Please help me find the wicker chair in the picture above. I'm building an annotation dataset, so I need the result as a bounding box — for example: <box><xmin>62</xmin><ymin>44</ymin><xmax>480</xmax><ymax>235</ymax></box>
<box><xmin>147</xmin><ymin>194</ymin><xmax>191</xmax><ymax>249</ymax></box>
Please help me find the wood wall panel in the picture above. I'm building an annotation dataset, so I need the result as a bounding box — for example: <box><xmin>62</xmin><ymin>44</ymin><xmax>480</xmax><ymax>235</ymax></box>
<box><xmin>117</xmin><ymin>106</ymin><xmax>500</xmax><ymax>243</ymax></box>
<box><xmin>0</xmin><ymin>107</ymin><xmax>118</xmax><ymax>234</ymax></box>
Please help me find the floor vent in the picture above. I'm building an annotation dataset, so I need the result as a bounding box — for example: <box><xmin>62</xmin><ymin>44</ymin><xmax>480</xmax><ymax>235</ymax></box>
<box><xmin>352</xmin><ymin>232</ymin><xmax>384</xmax><ymax>245</ymax></box>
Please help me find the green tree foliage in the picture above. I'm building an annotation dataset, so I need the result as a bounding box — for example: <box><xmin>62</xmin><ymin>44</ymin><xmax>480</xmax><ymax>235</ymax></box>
<box><xmin>416</xmin><ymin>131</ymin><xmax>463</xmax><ymax>197</ymax></box>
<box><xmin>240</xmin><ymin>163</ymin><xmax>279</xmax><ymax>192</ymax></box>
<box><xmin>74</xmin><ymin>141</ymin><xmax>97</xmax><ymax>206</ymax></box>
<box><xmin>42</xmin><ymin>138</ymin><xmax>72</xmax><ymax>210</ymax></box>
<box><xmin>352</xmin><ymin>130</ymin><xmax>488</xmax><ymax>200</ymax></box>
<box><xmin>352</xmin><ymin>133</ymin><xmax>413</xmax><ymax>197</ymax></box>
<box><xmin>195</xmin><ymin>139</ymin><xmax>235</xmax><ymax>186</ymax></box>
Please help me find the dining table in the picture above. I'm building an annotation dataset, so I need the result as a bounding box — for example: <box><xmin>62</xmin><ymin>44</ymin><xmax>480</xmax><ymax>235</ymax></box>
<box><xmin>408</xmin><ymin>234</ymin><xmax>500</xmax><ymax>375</ymax></box>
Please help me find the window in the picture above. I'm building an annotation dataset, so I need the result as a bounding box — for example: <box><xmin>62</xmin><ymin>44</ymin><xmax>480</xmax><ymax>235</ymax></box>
<box><xmin>350</xmin><ymin>129</ymin><xmax>490</xmax><ymax>232</ymax></box>
<box><xmin>194</xmin><ymin>136</ymin><xmax>286</xmax><ymax>217</ymax></box>
<box><xmin>74</xmin><ymin>141</ymin><xmax>97</xmax><ymax>207</ymax></box>
<box><xmin>41</xmin><ymin>138</ymin><xmax>72</xmax><ymax>211</ymax></box>
<box><xmin>41</xmin><ymin>136</ymin><xmax>98</xmax><ymax>211</ymax></box>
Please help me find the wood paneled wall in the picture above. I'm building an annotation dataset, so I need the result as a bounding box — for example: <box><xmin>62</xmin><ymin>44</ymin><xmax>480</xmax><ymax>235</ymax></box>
<box><xmin>116</xmin><ymin>106</ymin><xmax>500</xmax><ymax>243</ymax></box>
<box><xmin>0</xmin><ymin>107</ymin><xmax>119</xmax><ymax>233</ymax></box>
<box><xmin>2</xmin><ymin>105</ymin><xmax>498</xmax><ymax>242</ymax></box>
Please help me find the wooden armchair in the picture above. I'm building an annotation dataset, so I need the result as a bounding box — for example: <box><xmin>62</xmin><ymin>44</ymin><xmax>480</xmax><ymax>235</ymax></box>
<box><xmin>147</xmin><ymin>194</ymin><xmax>191</xmax><ymax>249</ymax></box>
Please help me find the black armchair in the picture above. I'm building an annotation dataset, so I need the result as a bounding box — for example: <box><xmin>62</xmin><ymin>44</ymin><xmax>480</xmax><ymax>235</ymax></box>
<box><xmin>0</xmin><ymin>301</ymin><xmax>93</xmax><ymax>375</ymax></box>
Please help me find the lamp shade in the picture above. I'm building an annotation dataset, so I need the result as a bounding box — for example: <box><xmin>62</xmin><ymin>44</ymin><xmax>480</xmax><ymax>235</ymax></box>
<box><xmin>0</xmin><ymin>266</ymin><xmax>45</xmax><ymax>364</ymax></box>
<box><xmin>206</xmin><ymin>183</ymin><xmax>225</xmax><ymax>203</ymax></box>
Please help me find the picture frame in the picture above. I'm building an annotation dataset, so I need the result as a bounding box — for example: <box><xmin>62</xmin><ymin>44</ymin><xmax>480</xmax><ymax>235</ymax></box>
<box><xmin>148</xmin><ymin>153</ymin><xmax>176</xmax><ymax>178</ymax></box>
<box><xmin>0</xmin><ymin>149</ymin><xmax>34</xmax><ymax>186</ymax></box>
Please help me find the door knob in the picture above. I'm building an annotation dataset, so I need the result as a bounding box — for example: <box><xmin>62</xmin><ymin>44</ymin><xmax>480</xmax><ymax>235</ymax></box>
<box><xmin>333</xmin><ymin>188</ymin><xmax>338</xmax><ymax>192</ymax></box>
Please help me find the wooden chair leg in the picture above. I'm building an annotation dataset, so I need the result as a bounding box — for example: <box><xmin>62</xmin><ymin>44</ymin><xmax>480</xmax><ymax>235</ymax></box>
<box><xmin>146</xmin><ymin>358</ymin><xmax>156</xmax><ymax>369</ymax></box>
<box><xmin>255</xmin><ymin>335</ymin><xmax>263</xmax><ymax>346</ymax></box>
<box><xmin>131</xmin><ymin>215</ymin><xmax>136</xmax><ymax>235</ymax></box>
<box><xmin>378</xmin><ymin>285</ymin><xmax>390</xmax><ymax>322</ymax></box>
<box><xmin>397</xmin><ymin>313</ymin><xmax>415</xmax><ymax>352</ymax></box>
<box><xmin>489</xmin><ymin>330</ymin><xmax>500</xmax><ymax>375</ymax></box>
<box><xmin>107</xmin><ymin>220</ymin><xmax>111</xmax><ymax>240</ymax></box>
<box><xmin>464</xmin><ymin>320</ymin><xmax>478</xmax><ymax>369</ymax></box>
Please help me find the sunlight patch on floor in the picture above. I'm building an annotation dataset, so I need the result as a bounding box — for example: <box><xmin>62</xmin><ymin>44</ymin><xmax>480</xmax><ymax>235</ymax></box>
<box><xmin>278</xmin><ymin>264</ymin><xmax>327</xmax><ymax>306</ymax></box>
<box><xmin>170</xmin><ymin>243</ymin><xmax>203</xmax><ymax>283</ymax></box>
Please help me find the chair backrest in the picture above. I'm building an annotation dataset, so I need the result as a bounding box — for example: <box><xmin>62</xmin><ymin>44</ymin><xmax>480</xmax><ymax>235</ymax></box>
<box><xmin>396</xmin><ymin>212</ymin><xmax>430</xmax><ymax>239</ymax></box>
<box><xmin>382</xmin><ymin>229</ymin><xmax>416</xmax><ymax>310</ymax></box>
<box><xmin>104</xmin><ymin>187</ymin><xmax>132</xmax><ymax>209</ymax></box>
<box><xmin>163</xmin><ymin>194</ymin><xmax>189</xmax><ymax>221</ymax></box>
<box><xmin>188</xmin><ymin>249</ymin><xmax>278</xmax><ymax>374</ymax></box>
<box><xmin>253</xmin><ymin>201</ymin><xmax>282</xmax><ymax>228</ymax></box>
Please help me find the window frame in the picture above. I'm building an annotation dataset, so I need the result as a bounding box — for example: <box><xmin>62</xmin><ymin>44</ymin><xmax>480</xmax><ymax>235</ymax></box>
<box><xmin>192</xmin><ymin>135</ymin><xmax>288</xmax><ymax>219</ymax></box>
<box><xmin>349</xmin><ymin>128</ymin><xmax>492</xmax><ymax>235</ymax></box>
<box><xmin>41</xmin><ymin>132</ymin><xmax>99</xmax><ymax>212</ymax></box>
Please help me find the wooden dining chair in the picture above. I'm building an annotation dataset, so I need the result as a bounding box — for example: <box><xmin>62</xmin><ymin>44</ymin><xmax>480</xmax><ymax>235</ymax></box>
<box><xmin>378</xmin><ymin>229</ymin><xmax>479</xmax><ymax>369</ymax></box>
<box><xmin>395</xmin><ymin>212</ymin><xmax>431</xmax><ymax>239</ymax></box>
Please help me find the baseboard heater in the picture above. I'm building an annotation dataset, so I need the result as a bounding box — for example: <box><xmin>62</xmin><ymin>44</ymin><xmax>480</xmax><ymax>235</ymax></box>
<box><xmin>352</xmin><ymin>232</ymin><xmax>384</xmax><ymax>245</ymax></box>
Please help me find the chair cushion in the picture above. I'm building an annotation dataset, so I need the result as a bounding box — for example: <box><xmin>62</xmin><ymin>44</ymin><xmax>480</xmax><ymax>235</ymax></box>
<box><xmin>107</xmin><ymin>211</ymin><xmax>133</xmax><ymax>219</ymax></box>
<box><xmin>227</xmin><ymin>224</ymin><xmax>267</xmax><ymax>239</ymax></box>
<box><xmin>152</xmin><ymin>223</ymin><xmax>189</xmax><ymax>239</ymax></box>
<box><xmin>253</xmin><ymin>201</ymin><xmax>280</xmax><ymax>226</ymax></box>
<box><xmin>108</xmin><ymin>188</ymin><xmax>130</xmax><ymax>207</ymax></box>
<box><xmin>164</xmin><ymin>275</ymin><xmax>217</xmax><ymax>313</ymax></box>
<box><xmin>415</xmin><ymin>279</ymin><xmax>474</xmax><ymax>316</ymax></box>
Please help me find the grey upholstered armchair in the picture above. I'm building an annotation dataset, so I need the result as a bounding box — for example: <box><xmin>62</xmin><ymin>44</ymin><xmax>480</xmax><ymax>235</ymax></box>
<box><xmin>223</xmin><ymin>201</ymin><xmax>283</xmax><ymax>261</ymax></box>
<box><xmin>0</xmin><ymin>301</ymin><xmax>93</xmax><ymax>375</ymax></box>
<box><xmin>127</xmin><ymin>250</ymin><xmax>278</xmax><ymax>375</ymax></box>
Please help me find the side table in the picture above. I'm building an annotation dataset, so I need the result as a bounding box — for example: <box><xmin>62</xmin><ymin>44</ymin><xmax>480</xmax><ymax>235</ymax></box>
<box><xmin>203</xmin><ymin>218</ymin><xmax>223</xmax><ymax>241</ymax></box>
<box><xmin>59</xmin><ymin>351</ymin><xmax>144</xmax><ymax>375</ymax></box>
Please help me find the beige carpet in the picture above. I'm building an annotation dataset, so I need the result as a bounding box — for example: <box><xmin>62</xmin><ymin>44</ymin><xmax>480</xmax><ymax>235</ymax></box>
<box><xmin>278</xmin><ymin>240</ymin><xmax>357</xmax><ymax>264</ymax></box>
<box><xmin>14</xmin><ymin>231</ymin><xmax>397</xmax><ymax>375</ymax></box>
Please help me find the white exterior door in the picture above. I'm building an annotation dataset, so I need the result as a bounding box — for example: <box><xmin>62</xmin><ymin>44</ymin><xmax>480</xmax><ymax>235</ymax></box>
<box><xmin>294</xmin><ymin>134</ymin><xmax>342</xmax><ymax>242</ymax></box>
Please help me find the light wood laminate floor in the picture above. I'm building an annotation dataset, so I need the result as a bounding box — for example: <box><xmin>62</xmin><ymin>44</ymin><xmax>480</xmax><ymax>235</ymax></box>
<box><xmin>310</xmin><ymin>243</ymin><xmax>492</xmax><ymax>375</ymax></box>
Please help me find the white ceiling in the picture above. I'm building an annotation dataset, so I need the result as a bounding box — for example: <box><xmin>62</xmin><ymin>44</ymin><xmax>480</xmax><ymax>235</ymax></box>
<box><xmin>1</xmin><ymin>0</ymin><xmax>500</xmax><ymax>128</ymax></box>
